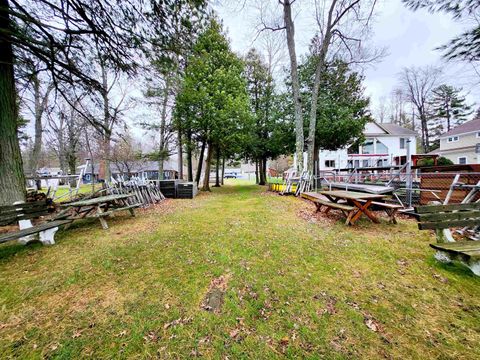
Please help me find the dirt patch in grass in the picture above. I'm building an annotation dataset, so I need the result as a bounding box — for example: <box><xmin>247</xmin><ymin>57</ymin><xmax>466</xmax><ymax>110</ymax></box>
<box><xmin>200</xmin><ymin>274</ymin><xmax>231</xmax><ymax>313</ymax></box>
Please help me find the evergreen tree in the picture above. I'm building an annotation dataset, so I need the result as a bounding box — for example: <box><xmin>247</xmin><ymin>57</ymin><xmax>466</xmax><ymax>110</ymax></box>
<box><xmin>243</xmin><ymin>48</ymin><xmax>295</xmax><ymax>185</ymax></box>
<box><xmin>297</xmin><ymin>57</ymin><xmax>372</xmax><ymax>171</ymax></box>
<box><xmin>175</xmin><ymin>20</ymin><xmax>251</xmax><ymax>191</ymax></box>
<box><xmin>430</xmin><ymin>84</ymin><xmax>472</xmax><ymax>132</ymax></box>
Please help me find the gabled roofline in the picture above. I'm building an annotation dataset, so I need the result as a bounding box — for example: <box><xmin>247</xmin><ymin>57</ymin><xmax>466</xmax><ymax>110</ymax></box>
<box><xmin>439</xmin><ymin>129</ymin><xmax>479</xmax><ymax>139</ymax></box>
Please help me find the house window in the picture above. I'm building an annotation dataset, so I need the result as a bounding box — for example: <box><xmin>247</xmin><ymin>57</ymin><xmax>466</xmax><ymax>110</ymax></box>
<box><xmin>362</xmin><ymin>138</ymin><xmax>374</xmax><ymax>154</ymax></box>
<box><xmin>376</xmin><ymin>140</ymin><xmax>388</xmax><ymax>153</ymax></box>
<box><xmin>448</xmin><ymin>136</ymin><xmax>459</xmax><ymax>142</ymax></box>
<box><xmin>363</xmin><ymin>160</ymin><xmax>369</xmax><ymax>167</ymax></box>
<box><xmin>458</xmin><ymin>157</ymin><xmax>467</xmax><ymax>165</ymax></box>
<box><xmin>324</xmin><ymin>160</ymin><xmax>335</xmax><ymax>168</ymax></box>
<box><xmin>477</xmin><ymin>132</ymin><xmax>480</xmax><ymax>138</ymax></box>
<box><xmin>400</xmin><ymin>138</ymin><xmax>407</xmax><ymax>149</ymax></box>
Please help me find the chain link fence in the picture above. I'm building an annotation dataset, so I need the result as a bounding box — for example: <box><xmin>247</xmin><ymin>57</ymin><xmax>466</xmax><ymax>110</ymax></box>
<box><xmin>315</xmin><ymin>170</ymin><xmax>480</xmax><ymax>207</ymax></box>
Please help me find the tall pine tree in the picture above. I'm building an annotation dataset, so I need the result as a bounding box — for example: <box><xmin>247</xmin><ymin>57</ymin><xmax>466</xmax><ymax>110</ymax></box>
<box><xmin>430</xmin><ymin>84</ymin><xmax>472</xmax><ymax>132</ymax></box>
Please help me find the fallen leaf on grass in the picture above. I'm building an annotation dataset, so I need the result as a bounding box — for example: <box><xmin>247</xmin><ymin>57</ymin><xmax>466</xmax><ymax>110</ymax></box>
<box><xmin>229</xmin><ymin>328</ymin><xmax>240</xmax><ymax>339</ymax></box>
<box><xmin>144</xmin><ymin>331</ymin><xmax>159</xmax><ymax>342</ymax></box>
<box><xmin>352</xmin><ymin>270</ymin><xmax>362</xmax><ymax>278</ymax></box>
<box><xmin>396</xmin><ymin>258</ymin><xmax>409</xmax><ymax>267</ymax></box>
<box><xmin>433</xmin><ymin>273</ymin><xmax>448</xmax><ymax>283</ymax></box>
<box><xmin>163</xmin><ymin>317</ymin><xmax>192</xmax><ymax>330</ymax></box>
<box><xmin>190</xmin><ymin>349</ymin><xmax>202</xmax><ymax>357</ymax></box>
<box><xmin>198</xmin><ymin>336</ymin><xmax>211</xmax><ymax>344</ymax></box>
<box><xmin>72</xmin><ymin>330</ymin><xmax>82</xmax><ymax>339</ymax></box>
<box><xmin>364</xmin><ymin>318</ymin><xmax>379</xmax><ymax>332</ymax></box>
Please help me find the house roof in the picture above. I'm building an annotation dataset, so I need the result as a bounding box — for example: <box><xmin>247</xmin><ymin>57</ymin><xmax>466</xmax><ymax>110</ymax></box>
<box><xmin>376</xmin><ymin>123</ymin><xmax>417</xmax><ymax>136</ymax></box>
<box><xmin>440</xmin><ymin>117</ymin><xmax>480</xmax><ymax>138</ymax></box>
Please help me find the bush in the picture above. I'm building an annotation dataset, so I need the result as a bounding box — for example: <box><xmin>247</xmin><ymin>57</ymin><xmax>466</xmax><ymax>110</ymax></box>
<box><xmin>416</xmin><ymin>158</ymin><xmax>435</xmax><ymax>167</ymax></box>
<box><xmin>437</xmin><ymin>157</ymin><xmax>454</xmax><ymax>166</ymax></box>
<box><xmin>416</xmin><ymin>156</ymin><xmax>454</xmax><ymax>167</ymax></box>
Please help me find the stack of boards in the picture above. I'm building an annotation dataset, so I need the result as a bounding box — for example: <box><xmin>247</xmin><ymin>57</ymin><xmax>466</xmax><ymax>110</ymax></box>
<box><xmin>158</xmin><ymin>180</ymin><xmax>198</xmax><ymax>199</ymax></box>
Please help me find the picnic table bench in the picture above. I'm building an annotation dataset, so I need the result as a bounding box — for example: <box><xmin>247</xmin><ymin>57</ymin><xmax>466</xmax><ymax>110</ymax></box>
<box><xmin>0</xmin><ymin>200</ymin><xmax>71</xmax><ymax>245</ymax></box>
<box><xmin>302</xmin><ymin>190</ymin><xmax>396</xmax><ymax>225</ymax></box>
<box><xmin>60</xmin><ymin>194</ymin><xmax>140</xmax><ymax>230</ymax></box>
<box><xmin>414</xmin><ymin>202</ymin><xmax>480</xmax><ymax>276</ymax></box>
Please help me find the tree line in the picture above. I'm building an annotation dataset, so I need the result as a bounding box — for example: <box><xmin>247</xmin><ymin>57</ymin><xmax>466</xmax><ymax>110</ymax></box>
<box><xmin>2</xmin><ymin>0</ymin><xmax>479</xmax><ymax>206</ymax></box>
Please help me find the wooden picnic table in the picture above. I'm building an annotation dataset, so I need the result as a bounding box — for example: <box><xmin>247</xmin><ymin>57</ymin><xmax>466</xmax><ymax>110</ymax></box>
<box><xmin>302</xmin><ymin>191</ymin><xmax>402</xmax><ymax>225</ymax></box>
<box><xmin>60</xmin><ymin>194</ymin><xmax>139</xmax><ymax>229</ymax></box>
<box><xmin>319</xmin><ymin>190</ymin><xmax>386</xmax><ymax>225</ymax></box>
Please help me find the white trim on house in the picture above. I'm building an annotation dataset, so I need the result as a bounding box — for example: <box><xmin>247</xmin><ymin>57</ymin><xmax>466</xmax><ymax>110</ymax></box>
<box><xmin>447</xmin><ymin>136</ymin><xmax>460</xmax><ymax>143</ymax></box>
<box><xmin>440</xmin><ymin>130</ymin><xmax>476</xmax><ymax>139</ymax></box>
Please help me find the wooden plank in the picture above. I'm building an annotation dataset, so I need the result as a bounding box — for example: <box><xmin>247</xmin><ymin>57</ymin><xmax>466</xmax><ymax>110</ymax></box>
<box><xmin>0</xmin><ymin>209</ymin><xmax>52</xmax><ymax>226</ymax></box>
<box><xmin>418</xmin><ymin>210</ymin><xmax>480</xmax><ymax>222</ymax></box>
<box><xmin>0</xmin><ymin>220</ymin><xmax>71</xmax><ymax>244</ymax></box>
<box><xmin>370</xmin><ymin>201</ymin><xmax>403</xmax><ymax>209</ymax></box>
<box><xmin>301</xmin><ymin>192</ymin><xmax>323</xmax><ymax>201</ymax></box>
<box><xmin>314</xmin><ymin>199</ymin><xmax>355</xmax><ymax>211</ymax></box>
<box><xmin>430</xmin><ymin>243</ymin><xmax>480</xmax><ymax>259</ymax></box>
<box><xmin>419</xmin><ymin>219</ymin><xmax>480</xmax><ymax>230</ymax></box>
<box><xmin>88</xmin><ymin>204</ymin><xmax>140</xmax><ymax>218</ymax></box>
<box><xmin>431</xmin><ymin>242</ymin><xmax>480</xmax><ymax>251</ymax></box>
<box><xmin>415</xmin><ymin>203</ymin><xmax>480</xmax><ymax>214</ymax></box>
<box><xmin>0</xmin><ymin>201</ymin><xmax>48</xmax><ymax>213</ymax></box>
<box><xmin>61</xmin><ymin>194</ymin><xmax>134</xmax><ymax>208</ymax></box>
<box><xmin>301</xmin><ymin>193</ymin><xmax>355</xmax><ymax>211</ymax></box>
<box><xmin>319</xmin><ymin>190</ymin><xmax>385</xmax><ymax>201</ymax></box>
<box><xmin>329</xmin><ymin>182</ymin><xmax>394</xmax><ymax>194</ymax></box>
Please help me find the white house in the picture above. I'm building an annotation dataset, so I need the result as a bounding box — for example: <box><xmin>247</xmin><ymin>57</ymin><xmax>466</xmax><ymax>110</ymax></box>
<box><xmin>432</xmin><ymin>117</ymin><xmax>480</xmax><ymax>164</ymax></box>
<box><xmin>318</xmin><ymin>122</ymin><xmax>417</xmax><ymax>171</ymax></box>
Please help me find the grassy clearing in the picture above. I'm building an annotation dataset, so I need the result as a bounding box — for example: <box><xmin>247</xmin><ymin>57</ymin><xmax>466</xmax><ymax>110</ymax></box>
<box><xmin>38</xmin><ymin>184</ymin><xmax>103</xmax><ymax>202</ymax></box>
<box><xmin>1</xmin><ymin>180</ymin><xmax>479</xmax><ymax>359</ymax></box>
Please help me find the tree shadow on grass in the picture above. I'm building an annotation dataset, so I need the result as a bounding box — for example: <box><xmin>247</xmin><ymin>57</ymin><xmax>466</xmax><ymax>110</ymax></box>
<box><xmin>0</xmin><ymin>240</ymin><xmax>44</xmax><ymax>262</ymax></box>
<box><xmin>426</xmin><ymin>256</ymin><xmax>480</xmax><ymax>280</ymax></box>
<box><xmin>0</xmin><ymin>218</ymin><xmax>103</xmax><ymax>262</ymax></box>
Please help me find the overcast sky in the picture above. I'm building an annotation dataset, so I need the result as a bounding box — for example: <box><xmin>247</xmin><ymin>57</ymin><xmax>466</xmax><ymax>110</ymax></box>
<box><xmin>213</xmin><ymin>0</ymin><xmax>479</xmax><ymax>116</ymax></box>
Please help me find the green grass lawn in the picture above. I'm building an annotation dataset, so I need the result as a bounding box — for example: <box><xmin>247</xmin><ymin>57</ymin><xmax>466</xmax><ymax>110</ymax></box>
<box><xmin>1</xmin><ymin>181</ymin><xmax>479</xmax><ymax>359</ymax></box>
<box><xmin>42</xmin><ymin>184</ymin><xmax>103</xmax><ymax>202</ymax></box>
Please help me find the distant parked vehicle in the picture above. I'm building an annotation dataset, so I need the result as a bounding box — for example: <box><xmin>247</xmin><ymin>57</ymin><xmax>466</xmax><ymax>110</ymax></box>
<box><xmin>224</xmin><ymin>173</ymin><xmax>237</xmax><ymax>179</ymax></box>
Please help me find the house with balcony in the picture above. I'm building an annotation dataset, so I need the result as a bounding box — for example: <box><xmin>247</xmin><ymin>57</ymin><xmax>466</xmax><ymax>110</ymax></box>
<box><xmin>318</xmin><ymin>122</ymin><xmax>417</xmax><ymax>171</ymax></box>
<box><xmin>432</xmin><ymin>117</ymin><xmax>480</xmax><ymax>164</ymax></box>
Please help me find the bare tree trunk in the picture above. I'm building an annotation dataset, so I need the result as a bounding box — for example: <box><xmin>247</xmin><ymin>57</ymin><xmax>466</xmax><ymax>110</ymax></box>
<box><xmin>307</xmin><ymin>2</ymin><xmax>336</xmax><ymax>173</ymax></box>
<box><xmin>214</xmin><ymin>146</ymin><xmax>220</xmax><ymax>187</ymax></box>
<box><xmin>195</xmin><ymin>140</ymin><xmax>206</xmax><ymax>186</ymax></box>
<box><xmin>313</xmin><ymin>141</ymin><xmax>320</xmax><ymax>175</ymax></box>
<box><xmin>0</xmin><ymin>0</ymin><xmax>26</xmax><ymax>205</ymax></box>
<box><xmin>221</xmin><ymin>156</ymin><xmax>225</xmax><ymax>185</ymax></box>
<box><xmin>262</xmin><ymin>157</ymin><xmax>267</xmax><ymax>184</ymax></box>
<box><xmin>158</xmin><ymin>79</ymin><xmax>170</xmax><ymax>180</ymax></box>
<box><xmin>178</xmin><ymin>128</ymin><xmax>183</xmax><ymax>180</ymax></box>
<box><xmin>202</xmin><ymin>142</ymin><xmax>213</xmax><ymax>192</ymax></box>
<box><xmin>29</xmin><ymin>73</ymin><xmax>53</xmax><ymax>177</ymax></box>
<box><xmin>30</xmin><ymin>78</ymin><xmax>42</xmax><ymax>176</ymax></box>
<box><xmin>186</xmin><ymin>130</ymin><xmax>193</xmax><ymax>182</ymax></box>
<box><xmin>283</xmin><ymin>0</ymin><xmax>304</xmax><ymax>172</ymax></box>
<box><xmin>259</xmin><ymin>157</ymin><xmax>266</xmax><ymax>185</ymax></box>
<box><xmin>98</xmin><ymin>62</ymin><xmax>112</xmax><ymax>183</ymax></box>
<box><xmin>255</xmin><ymin>160</ymin><xmax>259</xmax><ymax>184</ymax></box>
